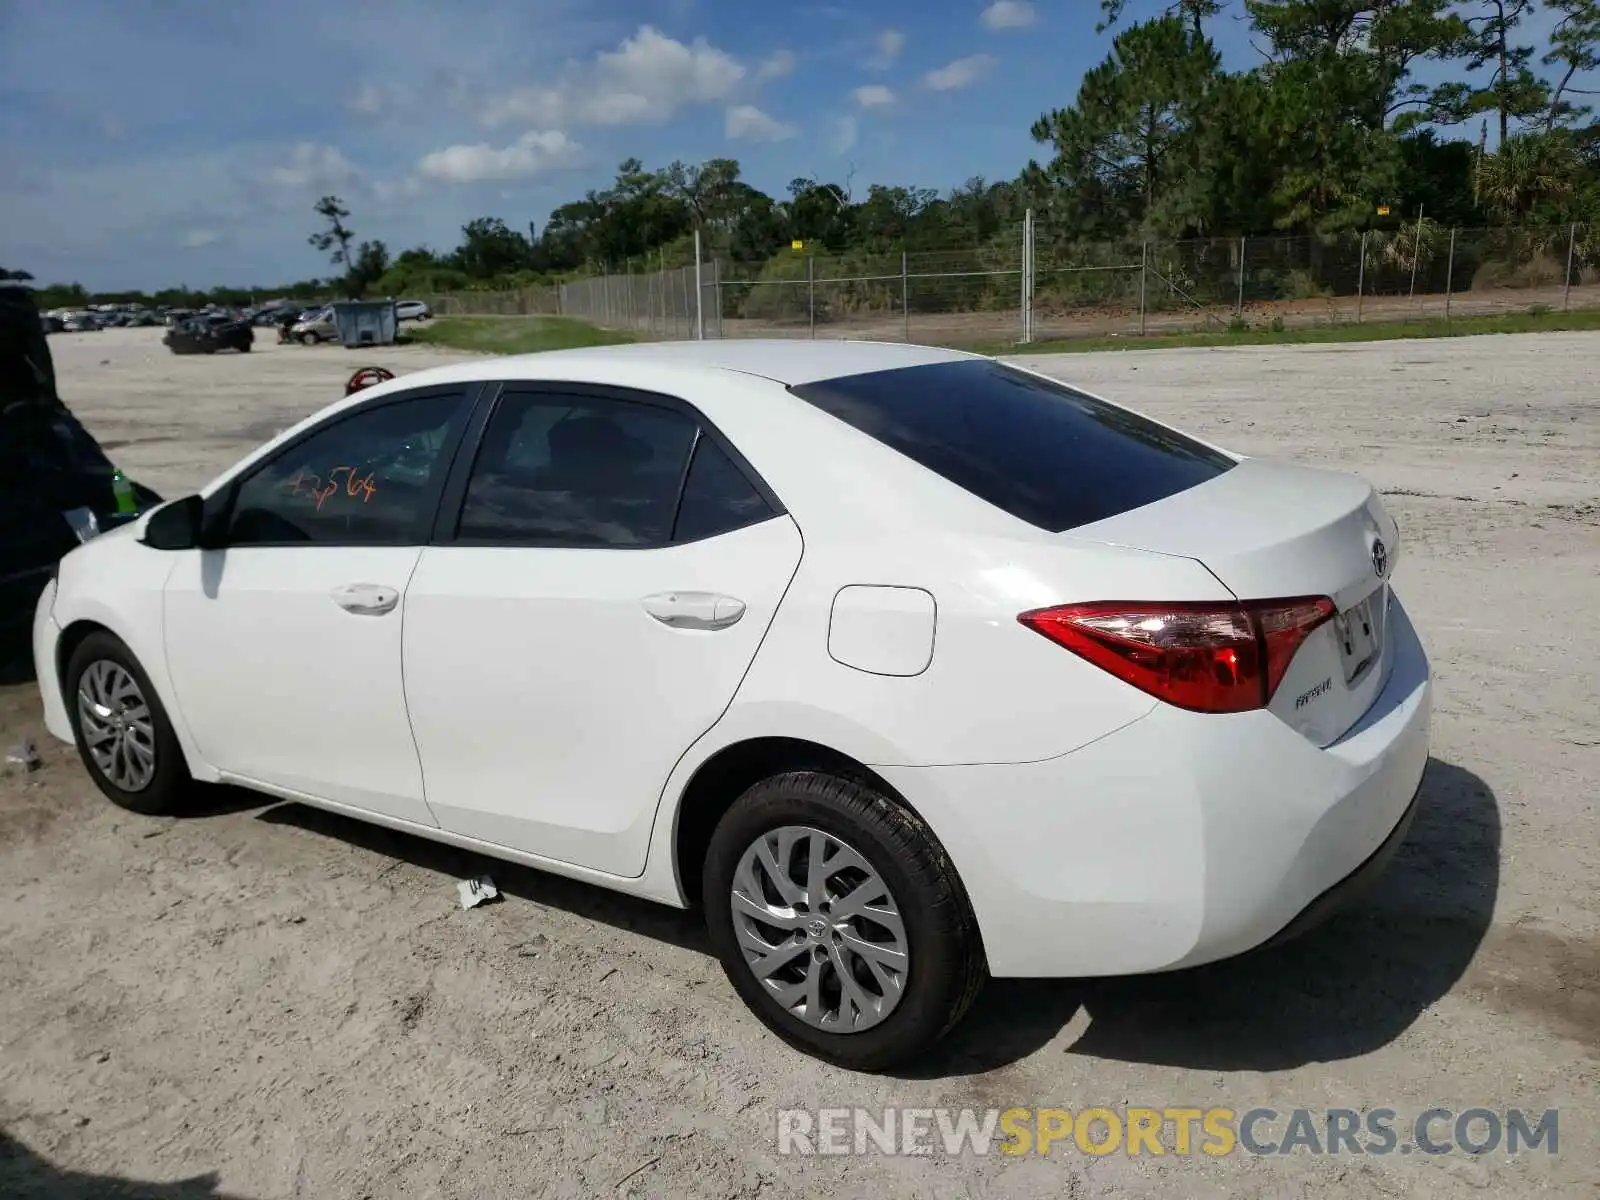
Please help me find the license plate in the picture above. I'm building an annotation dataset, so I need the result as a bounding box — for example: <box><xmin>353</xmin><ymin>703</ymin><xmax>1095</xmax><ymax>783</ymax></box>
<box><xmin>1333</xmin><ymin>594</ymin><xmax>1382</xmax><ymax>683</ymax></box>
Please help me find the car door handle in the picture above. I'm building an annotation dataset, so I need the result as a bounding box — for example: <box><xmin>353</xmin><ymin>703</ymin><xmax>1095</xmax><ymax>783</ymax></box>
<box><xmin>331</xmin><ymin>583</ymin><xmax>399</xmax><ymax>615</ymax></box>
<box><xmin>642</xmin><ymin>591</ymin><xmax>746</xmax><ymax>631</ymax></box>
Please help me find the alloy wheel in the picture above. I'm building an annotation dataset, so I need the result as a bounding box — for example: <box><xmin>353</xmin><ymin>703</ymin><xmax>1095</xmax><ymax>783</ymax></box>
<box><xmin>77</xmin><ymin>659</ymin><xmax>157</xmax><ymax>792</ymax></box>
<box><xmin>729</xmin><ymin>825</ymin><xmax>909</xmax><ymax>1033</ymax></box>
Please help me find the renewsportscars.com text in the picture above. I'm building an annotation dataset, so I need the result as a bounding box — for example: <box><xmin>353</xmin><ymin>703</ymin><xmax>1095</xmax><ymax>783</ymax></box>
<box><xmin>776</xmin><ymin>1106</ymin><xmax>1559</xmax><ymax>1158</ymax></box>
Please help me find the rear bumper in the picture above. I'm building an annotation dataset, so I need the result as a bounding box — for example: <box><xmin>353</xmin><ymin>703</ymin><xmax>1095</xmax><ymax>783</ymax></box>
<box><xmin>879</xmin><ymin>594</ymin><xmax>1432</xmax><ymax>978</ymax></box>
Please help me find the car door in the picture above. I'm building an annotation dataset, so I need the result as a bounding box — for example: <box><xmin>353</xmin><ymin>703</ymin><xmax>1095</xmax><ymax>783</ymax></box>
<box><xmin>402</xmin><ymin>383</ymin><xmax>803</xmax><ymax>877</ymax></box>
<box><xmin>162</xmin><ymin>385</ymin><xmax>479</xmax><ymax>824</ymax></box>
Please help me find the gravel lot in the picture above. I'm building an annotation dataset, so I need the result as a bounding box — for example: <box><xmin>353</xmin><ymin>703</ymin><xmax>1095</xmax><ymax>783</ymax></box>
<box><xmin>2</xmin><ymin>327</ymin><xmax>1596</xmax><ymax>1199</ymax></box>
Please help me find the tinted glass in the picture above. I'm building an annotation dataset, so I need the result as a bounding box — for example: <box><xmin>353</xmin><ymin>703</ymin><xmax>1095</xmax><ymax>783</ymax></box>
<box><xmin>672</xmin><ymin>436</ymin><xmax>775</xmax><ymax>543</ymax></box>
<box><xmin>789</xmin><ymin>360</ymin><xmax>1235</xmax><ymax>531</ymax></box>
<box><xmin>457</xmin><ymin>393</ymin><xmax>697</xmax><ymax>546</ymax></box>
<box><xmin>226</xmin><ymin>391</ymin><xmax>466</xmax><ymax>545</ymax></box>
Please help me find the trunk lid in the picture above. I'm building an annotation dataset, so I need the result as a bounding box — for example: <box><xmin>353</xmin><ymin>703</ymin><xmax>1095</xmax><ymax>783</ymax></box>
<box><xmin>1066</xmin><ymin>457</ymin><xmax>1400</xmax><ymax>745</ymax></box>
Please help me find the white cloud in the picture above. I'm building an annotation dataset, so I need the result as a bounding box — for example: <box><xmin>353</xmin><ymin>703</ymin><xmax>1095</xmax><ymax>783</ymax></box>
<box><xmin>348</xmin><ymin>82</ymin><xmax>387</xmax><ymax>117</ymax></box>
<box><xmin>371</xmin><ymin>175</ymin><xmax>424</xmax><ymax>204</ymax></box>
<box><xmin>852</xmin><ymin>84</ymin><xmax>895</xmax><ymax>109</ymax></box>
<box><xmin>182</xmin><ymin>230</ymin><xmax>220</xmax><ymax>249</ymax></box>
<box><xmin>724</xmin><ymin>104</ymin><xmax>797</xmax><ymax>142</ymax></box>
<box><xmin>868</xmin><ymin>29</ymin><xmax>904</xmax><ymax>68</ymax></box>
<box><xmin>756</xmin><ymin>49</ymin><xmax>796</xmax><ymax>81</ymax></box>
<box><xmin>482</xmin><ymin>25</ymin><xmax>744</xmax><ymax>128</ymax></box>
<box><xmin>268</xmin><ymin>142</ymin><xmax>358</xmax><ymax>190</ymax></box>
<box><xmin>416</xmin><ymin>130</ymin><xmax>580</xmax><ymax>183</ymax></box>
<box><xmin>830</xmin><ymin>115</ymin><xmax>858</xmax><ymax>155</ymax></box>
<box><xmin>921</xmin><ymin>54</ymin><xmax>997</xmax><ymax>91</ymax></box>
<box><xmin>981</xmin><ymin>1</ymin><xmax>1036</xmax><ymax>30</ymax></box>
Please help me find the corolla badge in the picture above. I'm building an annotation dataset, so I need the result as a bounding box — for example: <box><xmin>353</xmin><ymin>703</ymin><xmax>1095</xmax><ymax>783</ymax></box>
<box><xmin>1372</xmin><ymin>538</ymin><xmax>1388</xmax><ymax>579</ymax></box>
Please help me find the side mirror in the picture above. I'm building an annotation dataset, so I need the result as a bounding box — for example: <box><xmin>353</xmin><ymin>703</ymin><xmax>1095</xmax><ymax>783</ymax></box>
<box><xmin>141</xmin><ymin>494</ymin><xmax>204</xmax><ymax>551</ymax></box>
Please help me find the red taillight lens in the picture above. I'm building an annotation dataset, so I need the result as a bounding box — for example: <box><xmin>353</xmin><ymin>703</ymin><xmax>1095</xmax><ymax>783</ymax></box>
<box><xmin>1018</xmin><ymin>597</ymin><xmax>1336</xmax><ymax>714</ymax></box>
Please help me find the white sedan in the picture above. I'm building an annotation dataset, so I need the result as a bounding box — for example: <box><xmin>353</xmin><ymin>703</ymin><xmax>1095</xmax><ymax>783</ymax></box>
<box><xmin>33</xmin><ymin>341</ymin><xmax>1431</xmax><ymax>1070</ymax></box>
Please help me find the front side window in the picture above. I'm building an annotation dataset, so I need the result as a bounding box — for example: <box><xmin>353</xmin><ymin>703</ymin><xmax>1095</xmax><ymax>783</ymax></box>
<box><xmin>457</xmin><ymin>393</ymin><xmax>699</xmax><ymax>547</ymax></box>
<box><xmin>225</xmin><ymin>391</ymin><xmax>468</xmax><ymax>546</ymax></box>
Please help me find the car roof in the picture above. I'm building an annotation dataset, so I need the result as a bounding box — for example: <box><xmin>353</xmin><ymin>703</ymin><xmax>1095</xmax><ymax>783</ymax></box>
<box><xmin>378</xmin><ymin>338</ymin><xmax>983</xmax><ymax>391</ymax></box>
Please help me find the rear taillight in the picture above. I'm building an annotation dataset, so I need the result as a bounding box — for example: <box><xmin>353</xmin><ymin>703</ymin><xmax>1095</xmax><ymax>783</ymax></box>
<box><xmin>1018</xmin><ymin>597</ymin><xmax>1336</xmax><ymax>714</ymax></box>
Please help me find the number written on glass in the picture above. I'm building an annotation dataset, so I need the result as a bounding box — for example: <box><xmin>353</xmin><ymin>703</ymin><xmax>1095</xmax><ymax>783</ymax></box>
<box><xmin>285</xmin><ymin>465</ymin><xmax>378</xmax><ymax>511</ymax></box>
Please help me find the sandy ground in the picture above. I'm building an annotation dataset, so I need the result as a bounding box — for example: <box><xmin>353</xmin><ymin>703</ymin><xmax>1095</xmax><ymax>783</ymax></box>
<box><xmin>1</xmin><ymin>327</ymin><xmax>1597</xmax><ymax>1199</ymax></box>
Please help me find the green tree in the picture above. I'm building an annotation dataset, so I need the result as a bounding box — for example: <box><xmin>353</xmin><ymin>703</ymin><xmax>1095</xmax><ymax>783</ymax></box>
<box><xmin>1477</xmin><ymin>130</ymin><xmax>1582</xmax><ymax>217</ymax></box>
<box><xmin>347</xmin><ymin>240</ymin><xmax>390</xmax><ymax>298</ymax></box>
<box><xmin>308</xmin><ymin>195</ymin><xmax>355</xmax><ymax>274</ymax></box>
<box><xmin>1543</xmin><ymin>0</ymin><xmax>1600</xmax><ymax>126</ymax></box>
<box><xmin>1461</xmin><ymin>0</ymin><xmax>1551</xmax><ymax>141</ymax></box>
<box><xmin>1031</xmin><ymin>15</ymin><xmax>1223</xmax><ymax>235</ymax></box>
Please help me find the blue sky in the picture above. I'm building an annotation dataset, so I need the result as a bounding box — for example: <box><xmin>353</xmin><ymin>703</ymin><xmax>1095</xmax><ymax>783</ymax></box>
<box><xmin>0</xmin><ymin>0</ymin><xmax>1575</xmax><ymax>291</ymax></box>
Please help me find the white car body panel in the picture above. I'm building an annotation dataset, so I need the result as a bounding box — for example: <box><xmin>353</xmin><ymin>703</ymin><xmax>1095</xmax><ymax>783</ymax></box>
<box><xmin>34</xmin><ymin>340</ymin><xmax>1433</xmax><ymax>979</ymax></box>
<box><xmin>162</xmin><ymin>545</ymin><xmax>438</xmax><ymax>825</ymax></box>
<box><xmin>402</xmin><ymin>517</ymin><xmax>804</xmax><ymax>876</ymax></box>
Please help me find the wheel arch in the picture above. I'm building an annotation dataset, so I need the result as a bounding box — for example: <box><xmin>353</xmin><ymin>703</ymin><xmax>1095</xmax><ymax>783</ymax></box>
<box><xmin>53</xmin><ymin>616</ymin><xmax>213</xmax><ymax>783</ymax></box>
<box><xmin>670</xmin><ymin>736</ymin><xmax>956</xmax><ymax>917</ymax></box>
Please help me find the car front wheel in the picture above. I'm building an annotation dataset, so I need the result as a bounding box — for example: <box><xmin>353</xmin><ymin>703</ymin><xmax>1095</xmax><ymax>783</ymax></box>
<box><xmin>64</xmin><ymin>631</ymin><xmax>190</xmax><ymax>816</ymax></box>
<box><xmin>702</xmin><ymin>770</ymin><xmax>986</xmax><ymax>1071</ymax></box>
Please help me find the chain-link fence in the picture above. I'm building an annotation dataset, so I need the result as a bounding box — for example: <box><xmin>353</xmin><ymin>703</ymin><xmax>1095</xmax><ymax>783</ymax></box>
<box><xmin>424</xmin><ymin>219</ymin><xmax>1598</xmax><ymax>345</ymax></box>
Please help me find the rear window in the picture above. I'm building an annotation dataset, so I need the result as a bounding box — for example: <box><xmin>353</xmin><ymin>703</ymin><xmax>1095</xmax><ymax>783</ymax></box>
<box><xmin>789</xmin><ymin>359</ymin><xmax>1235</xmax><ymax>532</ymax></box>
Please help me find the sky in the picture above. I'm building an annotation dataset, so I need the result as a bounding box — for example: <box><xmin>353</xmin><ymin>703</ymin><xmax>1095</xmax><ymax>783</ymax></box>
<box><xmin>0</xmin><ymin>0</ymin><xmax>1576</xmax><ymax>292</ymax></box>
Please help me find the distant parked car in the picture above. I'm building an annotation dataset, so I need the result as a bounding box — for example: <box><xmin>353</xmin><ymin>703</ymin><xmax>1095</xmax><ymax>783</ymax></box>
<box><xmin>394</xmin><ymin>299</ymin><xmax>432</xmax><ymax>322</ymax></box>
<box><xmin>61</xmin><ymin>312</ymin><xmax>101</xmax><ymax>332</ymax></box>
<box><xmin>127</xmin><ymin>311</ymin><xmax>160</xmax><ymax>327</ymax></box>
<box><xmin>290</xmin><ymin>307</ymin><xmax>338</xmax><ymax>344</ymax></box>
<box><xmin>163</xmin><ymin>314</ymin><xmax>254</xmax><ymax>355</ymax></box>
<box><xmin>41</xmin><ymin>314</ymin><xmax>64</xmax><ymax>334</ymax></box>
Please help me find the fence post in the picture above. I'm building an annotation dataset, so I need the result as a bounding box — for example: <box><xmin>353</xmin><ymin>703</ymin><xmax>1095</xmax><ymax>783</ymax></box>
<box><xmin>1564</xmin><ymin>222</ymin><xmax>1577</xmax><ymax>311</ymax></box>
<box><xmin>1445</xmin><ymin>228</ymin><xmax>1457</xmax><ymax>324</ymax></box>
<box><xmin>1408</xmin><ymin>204</ymin><xmax>1423</xmax><ymax>305</ymax></box>
<box><xmin>1019</xmin><ymin>208</ymin><xmax>1033</xmax><ymax>344</ymax></box>
<box><xmin>1236</xmin><ymin>235</ymin><xmax>1246</xmax><ymax>316</ymax></box>
<box><xmin>714</xmin><ymin>258</ymin><xmax>724</xmax><ymax>338</ymax></box>
<box><xmin>1356</xmin><ymin>231</ymin><xmax>1366</xmax><ymax>324</ymax></box>
<box><xmin>901</xmin><ymin>249</ymin><xmax>910</xmax><ymax>343</ymax></box>
<box><xmin>1138</xmin><ymin>240</ymin><xmax>1148</xmax><ymax>336</ymax></box>
<box><xmin>694</xmin><ymin>228</ymin><xmax>704</xmax><ymax>340</ymax></box>
<box><xmin>679</xmin><ymin>266</ymin><xmax>691</xmax><ymax>340</ymax></box>
<box><xmin>807</xmin><ymin>254</ymin><xmax>815</xmax><ymax>340</ymax></box>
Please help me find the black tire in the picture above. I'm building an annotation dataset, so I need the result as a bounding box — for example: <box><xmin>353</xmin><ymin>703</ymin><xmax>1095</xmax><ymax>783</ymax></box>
<box><xmin>64</xmin><ymin>631</ymin><xmax>190</xmax><ymax>816</ymax></box>
<box><xmin>238</xmin><ymin>341</ymin><xmax>252</xmax><ymax>352</ymax></box>
<box><xmin>702</xmin><ymin>771</ymin><xmax>986</xmax><ymax>1071</ymax></box>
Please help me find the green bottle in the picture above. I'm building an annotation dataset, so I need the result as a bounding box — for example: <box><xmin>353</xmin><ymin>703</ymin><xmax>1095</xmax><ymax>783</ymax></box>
<box><xmin>111</xmin><ymin>468</ymin><xmax>137</xmax><ymax>514</ymax></box>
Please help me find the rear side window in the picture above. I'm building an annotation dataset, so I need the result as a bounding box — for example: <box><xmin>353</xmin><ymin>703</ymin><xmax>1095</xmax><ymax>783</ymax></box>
<box><xmin>457</xmin><ymin>393</ymin><xmax>698</xmax><ymax>546</ymax></box>
<box><xmin>789</xmin><ymin>360</ymin><xmax>1235</xmax><ymax>532</ymax></box>
<box><xmin>673</xmin><ymin>436</ymin><xmax>774</xmax><ymax>543</ymax></box>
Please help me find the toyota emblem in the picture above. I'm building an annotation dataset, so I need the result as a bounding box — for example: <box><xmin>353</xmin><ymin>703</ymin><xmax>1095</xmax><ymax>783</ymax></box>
<box><xmin>1372</xmin><ymin>539</ymin><xmax>1388</xmax><ymax>578</ymax></box>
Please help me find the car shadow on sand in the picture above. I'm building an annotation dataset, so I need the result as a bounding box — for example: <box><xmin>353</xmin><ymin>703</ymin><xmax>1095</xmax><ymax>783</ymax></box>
<box><xmin>255</xmin><ymin>757</ymin><xmax>1498</xmax><ymax>1081</ymax></box>
<box><xmin>903</xmin><ymin>756</ymin><xmax>1500</xmax><ymax>1078</ymax></box>
<box><xmin>0</xmin><ymin>1131</ymin><xmax>249</xmax><ymax>1200</ymax></box>
<box><xmin>254</xmin><ymin>802</ymin><xmax>712</xmax><ymax>955</ymax></box>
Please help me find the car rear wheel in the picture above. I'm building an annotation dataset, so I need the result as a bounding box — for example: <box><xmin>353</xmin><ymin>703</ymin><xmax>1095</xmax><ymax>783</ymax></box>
<box><xmin>702</xmin><ymin>770</ymin><xmax>986</xmax><ymax>1071</ymax></box>
<box><xmin>65</xmin><ymin>631</ymin><xmax>190</xmax><ymax>816</ymax></box>
<box><xmin>299</xmin><ymin>331</ymin><xmax>319</xmax><ymax>345</ymax></box>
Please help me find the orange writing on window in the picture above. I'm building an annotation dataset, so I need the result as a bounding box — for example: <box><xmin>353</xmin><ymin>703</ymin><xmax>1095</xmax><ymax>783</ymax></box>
<box><xmin>285</xmin><ymin>466</ymin><xmax>377</xmax><ymax>511</ymax></box>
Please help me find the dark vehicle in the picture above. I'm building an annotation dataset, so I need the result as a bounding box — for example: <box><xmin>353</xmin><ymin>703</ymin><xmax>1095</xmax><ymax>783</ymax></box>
<box><xmin>0</xmin><ymin>284</ymin><xmax>161</xmax><ymax>634</ymax></box>
<box><xmin>164</xmin><ymin>314</ymin><xmax>254</xmax><ymax>355</ymax></box>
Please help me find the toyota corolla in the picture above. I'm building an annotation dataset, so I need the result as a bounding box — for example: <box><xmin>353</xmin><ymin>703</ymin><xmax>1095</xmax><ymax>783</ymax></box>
<box><xmin>33</xmin><ymin>340</ymin><xmax>1431</xmax><ymax>1070</ymax></box>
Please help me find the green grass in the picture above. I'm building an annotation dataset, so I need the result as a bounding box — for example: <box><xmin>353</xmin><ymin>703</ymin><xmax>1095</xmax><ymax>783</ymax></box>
<box><xmin>408</xmin><ymin>315</ymin><xmax>637</xmax><ymax>355</ymax></box>
<box><xmin>971</xmin><ymin>306</ymin><xmax>1600</xmax><ymax>355</ymax></box>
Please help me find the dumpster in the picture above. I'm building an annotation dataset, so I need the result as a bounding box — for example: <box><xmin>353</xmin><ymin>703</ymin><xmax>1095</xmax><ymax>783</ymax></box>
<box><xmin>331</xmin><ymin>300</ymin><xmax>398</xmax><ymax>348</ymax></box>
